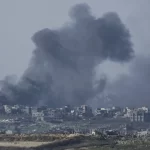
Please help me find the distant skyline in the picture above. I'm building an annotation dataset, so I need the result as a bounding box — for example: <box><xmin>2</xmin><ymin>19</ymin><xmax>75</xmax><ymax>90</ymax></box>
<box><xmin>0</xmin><ymin>0</ymin><xmax>149</xmax><ymax>81</ymax></box>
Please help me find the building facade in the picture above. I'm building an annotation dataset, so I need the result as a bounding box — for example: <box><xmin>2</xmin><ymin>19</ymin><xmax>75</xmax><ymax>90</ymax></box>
<box><xmin>130</xmin><ymin>111</ymin><xmax>150</xmax><ymax>122</ymax></box>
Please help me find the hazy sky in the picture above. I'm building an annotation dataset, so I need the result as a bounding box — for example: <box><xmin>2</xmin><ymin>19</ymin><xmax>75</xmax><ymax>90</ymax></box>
<box><xmin>0</xmin><ymin>0</ymin><xmax>149</xmax><ymax>80</ymax></box>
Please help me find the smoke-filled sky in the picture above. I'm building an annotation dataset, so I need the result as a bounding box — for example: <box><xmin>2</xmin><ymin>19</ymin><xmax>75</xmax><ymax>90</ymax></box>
<box><xmin>0</xmin><ymin>0</ymin><xmax>148</xmax><ymax>79</ymax></box>
<box><xmin>0</xmin><ymin>0</ymin><xmax>149</xmax><ymax>107</ymax></box>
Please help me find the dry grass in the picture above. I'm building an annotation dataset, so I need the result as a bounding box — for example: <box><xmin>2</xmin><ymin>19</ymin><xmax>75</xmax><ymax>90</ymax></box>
<box><xmin>0</xmin><ymin>134</ymin><xmax>69</xmax><ymax>142</ymax></box>
<box><xmin>0</xmin><ymin>134</ymin><xmax>85</xmax><ymax>148</ymax></box>
<box><xmin>0</xmin><ymin>141</ymin><xmax>51</xmax><ymax>148</ymax></box>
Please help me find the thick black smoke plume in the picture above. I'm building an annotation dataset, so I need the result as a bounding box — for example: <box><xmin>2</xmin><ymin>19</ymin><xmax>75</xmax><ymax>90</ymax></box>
<box><xmin>0</xmin><ymin>3</ymin><xmax>133</xmax><ymax>107</ymax></box>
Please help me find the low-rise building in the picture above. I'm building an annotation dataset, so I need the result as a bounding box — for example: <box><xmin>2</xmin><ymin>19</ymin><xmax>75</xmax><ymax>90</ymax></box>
<box><xmin>80</xmin><ymin>105</ymin><xmax>93</xmax><ymax>117</ymax></box>
<box><xmin>22</xmin><ymin>106</ymin><xmax>32</xmax><ymax>115</ymax></box>
<box><xmin>44</xmin><ymin>109</ymin><xmax>63</xmax><ymax>122</ymax></box>
<box><xmin>3</xmin><ymin>105</ymin><xmax>12</xmax><ymax>114</ymax></box>
<box><xmin>32</xmin><ymin>111</ymin><xmax>44</xmax><ymax>121</ymax></box>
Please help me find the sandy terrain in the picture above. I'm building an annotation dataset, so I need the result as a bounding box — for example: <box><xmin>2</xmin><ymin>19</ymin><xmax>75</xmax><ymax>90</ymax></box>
<box><xmin>0</xmin><ymin>141</ymin><xmax>50</xmax><ymax>148</ymax></box>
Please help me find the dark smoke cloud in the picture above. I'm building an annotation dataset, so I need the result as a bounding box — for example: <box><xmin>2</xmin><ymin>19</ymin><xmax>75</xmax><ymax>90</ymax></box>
<box><xmin>0</xmin><ymin>3</ymin><xmax>133</xmax><ymax>107</ymax></box>
<box><xmin>100</xmin><ymin>0</ymin><xmax>150</xmax><ymax>108</ymax></box>
<box><xmin>105</xmin><ymin>55</ymin><xmax>150</xmax><ymax>107</ymax></box>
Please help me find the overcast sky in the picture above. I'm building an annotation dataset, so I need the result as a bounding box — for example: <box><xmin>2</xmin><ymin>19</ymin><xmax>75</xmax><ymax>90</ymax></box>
<box><xmin>0</xmin><ymin>0</ymin><xmax>149</xmax><ymax>80</ymax></box>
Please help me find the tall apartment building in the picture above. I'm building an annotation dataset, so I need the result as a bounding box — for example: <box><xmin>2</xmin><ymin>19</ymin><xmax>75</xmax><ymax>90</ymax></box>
<box><xmin>130</xmin><ymin>110</ymin><xmax>150</xmax><ymax>122</ymax></box>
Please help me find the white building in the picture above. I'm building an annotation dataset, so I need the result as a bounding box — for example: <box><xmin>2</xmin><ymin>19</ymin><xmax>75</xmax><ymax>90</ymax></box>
<box><xmin>32</xmin><ymin>111</ymin><xmax>44</xmax><ymax>121</ymax></box>
<box><xmin>3</xmin><ymin>105</ymin><xmax>12</xmax><ymax>114</ymax></box>
<box><xmin>5</xmin><ymin>130</ymin><xmax>13</xmax><ymax>135</ymax></box>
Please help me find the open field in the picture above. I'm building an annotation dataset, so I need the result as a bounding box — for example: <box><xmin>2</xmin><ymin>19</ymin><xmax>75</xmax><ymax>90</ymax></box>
<box><xmin>0</xmin><ymin>134</ymin><xmax>150</xmax><ymax>150</ymax></box>
<box><xmin>0</xmin><ymin>134</ymin><xmax>110</xmax><ymax>149</ymax></box>
<box><xmin>0</xmin><ymin>134</ymin><xmax>69</xmax><ymax>142</ymax></box>
<box><xmin>0</xmin><ymin>141</ymin><xmax>50</xmax><ymax>148</ymax></box>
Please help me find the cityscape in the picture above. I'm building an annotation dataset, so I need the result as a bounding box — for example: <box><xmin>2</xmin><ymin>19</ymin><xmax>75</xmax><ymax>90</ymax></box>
<box><xmin>0</xmin><ymin>104</ymin><xmax>150</xmax><ymax>136</ymax></box>
<box><xmin>0</xmin><ymin>0</ymin><xmax>149</xmax><ymax>149</ymax></box>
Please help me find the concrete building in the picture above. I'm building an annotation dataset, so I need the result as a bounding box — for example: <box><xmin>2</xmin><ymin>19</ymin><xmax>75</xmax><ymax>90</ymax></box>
<box><xmin>32</xmin><ymin>111</ymin><xmax>44</xmax><ymax>121</ymax></box>
<box><xmin>95</xmin><ymin>108</ymin><xmax>107</xmax><ymax>116</ymax></box>
<box><xmin>31</xmin><ymin>107</ymin><xmax>38</xmax><ymax>116</ymax></box>
<box><xmin>3</xmin><ymin>105</ymin><xmax>12</xmax><ymax>114</ymax></box>
<box><xmin>22</xmin><ymin>106</ymin><xmax>32</xmax><ymax>115</ymax></box>
<box><xmin>5</xmin><ymin>130</ymin><xmax>13</xmax><ymax>135</ymax></box>
<box><xmin>80</xmin><ymin>105</ymin><xmax>93</xmax><ymax>117</ymax></box>
<box><xmin>43</xmin><ymin>109</ymin><xmax>63</xmax><ymax>122</ymax></box>
<box><xmin>123</xmin><ymin>107</ymin><xmax>132</xmax><ymax>118</ymax></box>
<box><xmin>130</xmin><ymin>110</ymin><xmax>150</xmax><ymax>122</ymax></box>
